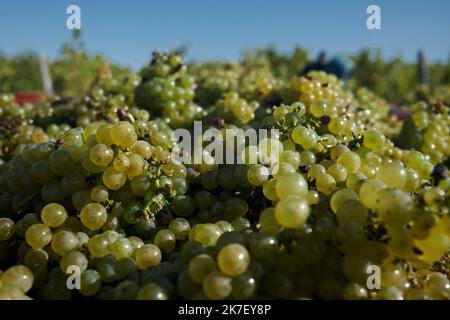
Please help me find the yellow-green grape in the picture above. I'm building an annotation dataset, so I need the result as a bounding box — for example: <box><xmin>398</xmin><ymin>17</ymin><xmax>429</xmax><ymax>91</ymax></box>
<box><xmin>279</xmin><ymin>150</ymin><xmax>301</xmax><ymax>168</ymax></box>
<box><xmin>423</xmin><ymin>187</ymin><xmax>445</xmax><ymax>206</ymax></box>
<box><xmin>128</xmin><ymin>236</ymin><xmax>144</xmax><ymax>256</ymax></box>
<box><xmin>275</xmin><ymin>195</ymin><xmax>311</xmax><ymax>229</ymax></box>
<box><xmin>0</xmin><ymin>265</ymin><xmax>34</xmax><ymax>293</ymax></box>
<box><xmin>415</xmin><ymin>217</ymin><xmax>450</xmax><ymax>263</ymax></box>
<box><xmin>247</xmin><ymin>164</ymin><xmax>269</xmax><ymax>186</ymax></box>
<box><xmin>95</xmin><ymin>123</ymin><xmax>114</xmax><ymax>146</ymax></box>
<box><xmin>136</xmin><ymin>283</ymin><xmax>169</xmax><ymax>300</ymax></box>
<box><xmin>262</xmin><ymin>179</ymin><xmax>279</xmax><ymax>201</ymax></box>
<box><xmin>336</xmin><ymin>199</ymin><xmax>368</xmax><ymax>225</ymax></box>
<box><xmin>306</xmin><ymin>190</ymin><xmax>320</xmax><ymax>205</ymax></box>
<box><xmin>188</xmin><ymin>254</ymin><xmax>217</xmax><ymax>283</ymax></box>
<box><xmin>51</xmin><ymin>230</ymin><xmax>79</xmax><ymax>256</ymax></box>
<box><xmin>363</xmin><ymin>129</ymin><xmax>385</xmax><ymax>151</ymax></box>
<box><xmin>88</xmin><ymin>234</ymin><xmax>110</xmax><ymax>258</ymax></box>
<box><xmin>0</xmin><ymin>217</ymin><xmax>15</xmax><ymax>241</ymax></box>
<box><xmin>90</xmin><ymin>144</ymin><xmax>114</xmax><ymax>167</ymax></box>
<box><xmin>359</xmin><ymin>179</ymin><xmax>386</xmax><ymax>209</ymax></box>
<box><xmin>330</xmin><ymin>189</ymin><xmax>359</xmax><ymax>214</ymax></box>
<box><xmin>308</xmin><ymin>164</ymin><xmax>326</xmax><ymax>181</ymax></box>
<box><xmin>330</xmin><ymin>145</ymin><xmax>350</xmax><ymax>162</ymax></box>
<box><xmin>82</xmin><ymin>122</ymin><xmax>102</xmax><ymax>141</ymax></box>
<box><xmin>194</xmin><ymin>223</ymin><xmax>222</xmax><ymax>247</ymax></box>
<box><xmin>40</xmin><ymin>203</ymin><xmax>68</xmax><ymax>228</ymax></box>
<box><xmin>423</xmin><ymin>273</ymin><xmax>450</xmax><ymax>299</ymax></box>
<box><xmin>316</xmin><ymin>173</ymin><xmax>336</xmax><ymax>195</ymax></box>
<box><xmin>404</xmin><ymin>168</ymin><xmax>421</xmax><ymax>192</ymax></box>
<box><xmin>102</xmin><ymin>166</ymin><xmax>127</xmax><ymax>190</ymax></box>
<box><xmin>60</xmin><ymin>250</ymin><xmax>88</xmax><ymax>274</ymax></box>
<box><xmin>375</xmin><ymin>189</ymin><xmax>414</xmax><ymax>226</ymax></box>
<box><xmin>327</xmin><ymin>163</ymin><xmax>347</xmax><ymax>183</ymax></box>
<box><xmin>275</xmin><ymin>172</ymin><xmax>308</xmax><ymax>200</ymax></box>
<box><xmin>90</xmin><ymin>185</ymin><xmax>109</xmax><ymax>202</ymax></box>
<box><xmin>337</xmin><ymin>151</ymin><xmax>361</xmax><ymax>173</ymax></box>
<box><xmin>80</xmin><ymin>203</ymin><xmax>107</xmax><ymax>231</ymax></box>
<box><xmin>215</xmin><ymin>221</ymin><xmax>233</xmax><ymax>233</ymax></box>
<box><xmin>109</xmin><ymin>238</ymin><xmax>134</xmax><ymax>260</ymax></box>
<box><xmin>259</xmin><ymin>207</ymin><xmax>283</xmax><ymax>234</ymax></box>
<box><xmin>154</xmin><ymin>229</ymin><xmax>176</xmax><ymax>254</ymax></box>
<box><xmin>310</xmin><ymin>101</ymin><xmax>329</xmax><ymax>117</ymax></box>
<box><xmin>217</xmin><ymin>243</ymin><xmax>250</xmax><ymax>276</ymax></box>
<box><xmin>168</xmin><ymin>218</ymin><xmax>190</xmax><ymax>240</ymax></box>
<box><xmin>79</xmin><ymin>270</ymin><xmax>102</xmax><ymax>296</ymax></box>
<box><xmin>132</xmin><ymin>140</ymin><xmax>154</xmax><ymax>159</ymax></box>
<box><xmin>111</xmin><ymin>121</ymin><xmax>137</xmax><ymax>148</ymax></box>
<box><xmin>113</xmin><ymin>154</ymin><xmax>130</xmax><ymax>172</ymax></box>
<box><xmin>136</xmin><ymin>244</ymin><xmax>162</xmax><ymax>269</ymax></box>
<box><xmin>272</xmin><ymin>162</ymin><xmax>296</xmax><ymax>178</ymax></box>
<box><xmin>25</xmin><ymin>223</ymin><xmax>52</xmax><ymax>249</ymax></box>
<box><xmin>126</xmin><ymin>153</ymin><xmax>145</xmax><ymax>178</ymax></box>
<box><xmin>346</xmin><ymin>172</ymin><xmax>367</xmax><ymax>193</ymax></box>
<box><xmin>376</xmin><ymin>162</ymin><xmax>408</xmax><ymax>189</ymax></box>
<box><xmin>291</xmin><ymin>126</ymin><xmax>318</xmax><ymax>149</ymax></box>
<box><xmin>328</xmin><ymin>117</ymin><xmax>346</xmax><ymax>135</ymax></box>
<box><xmin>404</xmin><ymin>151</ymin><xmax>425</xmax><ymax>170</ymax></box>
<box><xmin>202</xmin><ymin>270</ymin><xmax>232</xmax><ymax>300</ymax></box>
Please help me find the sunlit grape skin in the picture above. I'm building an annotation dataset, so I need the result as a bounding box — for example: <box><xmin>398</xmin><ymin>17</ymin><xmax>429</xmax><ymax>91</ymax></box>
<box><xmin>80</xmin><ymin>203</ymin><xmax>108</xmax><ymax>231</ymax></box>
<box><xmin>41</xmin><ymin>203</ymin><xmax>68</xmax><ymax>228</ymax></box>
<box><xmin>217</xmin><ymin>243</ymin><xmax>250</xmax><ymax>276</ymax></box>
<box><xmin>275</xmin><ymin>195</ymin><xmax>311</xmax><ymax>229</ymax></box>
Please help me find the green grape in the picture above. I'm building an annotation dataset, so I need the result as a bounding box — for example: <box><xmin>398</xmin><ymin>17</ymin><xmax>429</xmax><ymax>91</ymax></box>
<box><xmin>217</xmin><ymin>243</ymin><xmax>250</xmax><ymax>276</ymax></box>
<box><xmin>259</xmin><ymin>207</ymin><xmax>283</xmax><ymax>234</ymax></box>
<box><xmin>342</xmin><ymin>283</ymin><xmax>368</xmax><ymax>300</ymax></box>
<box><xmin>154</xmin><ymin>229</ymin><xmax>176</xmax><ymax>254</ymax></box>
<box><xmin>263</xmin><ymin>179</ymin><xmax>278</xmax><ymax>201</ymax></box>
<box><xmin>230</xmin><ymin>217</ymin><xmax>251</xmax><ymax>231</ymax></box>
<box><xmin>194</xmin><ymin>223</ymin><xmax>222</xmax><ymax>247</ymax></box>
<box><xmin>337</xmin><ymin>151</ymin><xmax>361</xmax><ymax>173</ymax></box>
<box><xmin>41</xmin><ymin>203</ymin><xmax>68</xmax><ymax>228</ymax></box>
<box><xmin>247</xmin><ymin>164</ymin><xmax>269</xmax><ymax>186</ymax></box>
<box><xmin>136</xmin><ymin>244</ymin><xmax>162</xmax><ymax>269</ymax></box>
<box><xmin>223</xmin><ymin>197</ymin><xmax>248</xmax><ymax>220</ymax></box>
<box><xmin>203</xmin><ymin>271</ymin><xmax>232</xmax><ymax>300</ymax></box>
<box><xmin>113</xmin><ymin>154</ymin><xmax>130</xmax><ymax>172</ymax></box>
<box><xmin>291</xmin><ymin>126</ymin><xmax>317</xmax><ymax>149</ymax></box>
<box><xmin>189</xmin><ymin>253</ymin><xmax>217</xmax><ymax>283</ymax></box>
<box><xmin>168</xmin><ymin>217</ymin><xmax>190</xmax><ymax>240</ymax></box>
<box><xmin>308</xmin><ymin>164</ymin><xmax>326</xmax><ymax>181</ymax></box>
<box><xmin>80</xmin><ymin>203</ymin><xmax>107</xmax><ymax>231</ymax></box>
<box><xmin>359</xmin><ymin>179</ymin><xmax>386</xmax><ymax>209</ymax></box>
<box><xmin>215</xmin><ymin>220</ymin><xmax>234</xmax><ymax>233</ymax></box>
<box><xmin>275</xmin><ymin>172</ymin><xmax>308</xmax><ymax>200</ymax></box>
<box><xmin>60</xmin><ymin>250</ymin><xmax>88</xmax><ymax>274</ymax></box>
<box><xmin>114</xmin><ymin>280</ymin><xmax>139</xmax><ymax>300</ymax></box>
<box><xmin>51</xmin><ymin>231</ymin><xmax>79</xmax><ymax>256</ymax></box>
<box><xmin>88</xmin><ymin>234</ymin><xmax>110</xmax><ymax>258</ymax></box>
<box><xmin>172</xmin><ymin>195</ymin><xmax>194</xmax><ymax>217</ymax></box>
<box><xmin>109</xmin><ymin>238</ymin><xmax>133</xmax><ymax>260</ymax></box>
<box><xmin>0</xmin><ymin>265</ymin><xmax>34</xmax><ymax>293</ymax></box>
<box><xmin>90</xmin><ymin>144</ymin><xmax>114</xmax><ymax>166</ymax></box>
<box><xmin>80</xmin><ymin>270</ymin><xmax>102</xmax><ymax>296</ymax></box>
<box><xmin>102</xmin><ymin>166</ymin><xmax>127</xmax><ymax>190</ymax></box>
<box><xmin>336</xmin><ymin>199</ymin><xmax>368</xmax><ymax>225</ymax></box>
<box><xmin>327</xmin><ymin>163</ymin><xmax>347</xmax><ymax>183</ymax></box>
<box><xmin>376</xmin><ymin>162</ymin><xmax>408</xmax><ymax>189</ymax></box>
<box><xmin>126</xmin><ymin>153</ymin><xmax>145</xmax><ymax>178</ymax></box>
<box><xmin>346</xmin><ymin>172</ymin><xmax>367</xmax><ymax>193</ymax></box>
<box><xmin>275</xmin><ymin>196</ymin><xmax>310</xmax><ymax>229</ymax></box>
<box><xmin>0</xmin><ymin>217</ymin><xmax>15</xmax><ymax>241</ymax></box>
<box><xmin>306</xmin><ymin>190</ymin><xmax>320</xmax><ymax>205</ymax></box>
<box><xmin>90</xmin><ymin>185</ymin><xmax>109</xmax><ymax>202</ymax></box>
<box><xmin>96</xmin><ymin>123</ymin><xmax>114</xmax><ymax>146</ymax></box>
<box><xmin>111</xmin><ymin>121</ymin><xmax>137</xmax><ymax>148</ymax></box>
<box><xmin>130</xmin><ymin>174</ymin><xmax>152</xmax><ymax>196</ymax></box>
<box><xmin>61</xmin><ymin>172</ymin><xmax>85</xmax><ymax>193</ymax></box>
<box><xmin>25</xmin><ymin>223</ymin><xmax>52</xmax><ymax>249</ymax></box>
<box><xmin>330</xmin><ymin>189</ymin><xmax>359</xmax><ymax>214</ymax></box>
<box><xmin>316</xmin><ymin>173</ymin><xmax>336</xmax><ymax>195</ymax></box>
<box><xmin>330</xmin><ymin>145</ymin><xmax>350</xmax><ymax>162</ymax></box>
<box><xmin>137</xmin><ymin>283</ymin><xmax>169</xmax><ymax>300</ymax></box>
<box><xmin>231</xmin><ymin>272</ymin><xmax>256</xmax><ymax>299</ymax></box>
<box><xmin>363</xmin><ymin>129</ymin><xmax>385</xmax><ymax>151</ymax></box>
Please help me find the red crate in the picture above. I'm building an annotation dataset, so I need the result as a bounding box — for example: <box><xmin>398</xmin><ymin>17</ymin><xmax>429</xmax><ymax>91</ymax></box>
<box><xmin>14</xmin><ymin>92</ymin><xmax>43</xmax><ymax>105</ymax></box>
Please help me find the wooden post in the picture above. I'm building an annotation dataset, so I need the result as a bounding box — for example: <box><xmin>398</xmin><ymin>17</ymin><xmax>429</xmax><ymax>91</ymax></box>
<box><xmin>38</xmin><ymin>53</ymin><xmax>54</xmax><ymax>96</ymax></box>
<box><xmin>417</xmin><ymin>50</ymin><xmax>429</xmax><ymax>85</ymax></box>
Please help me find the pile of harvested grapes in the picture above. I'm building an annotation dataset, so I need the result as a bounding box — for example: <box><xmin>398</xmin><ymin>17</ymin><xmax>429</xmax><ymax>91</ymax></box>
<box><xmin>0</xmin><ymin>52</ymin><xmax>449</xmax><ymax>300</ymax></box>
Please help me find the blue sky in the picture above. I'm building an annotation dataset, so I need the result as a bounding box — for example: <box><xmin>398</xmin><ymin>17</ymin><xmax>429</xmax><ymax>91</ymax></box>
<box><xmin>0</xmin><ymin>0</ymin><xmax>449</xmax><ymax>70</ymax></box>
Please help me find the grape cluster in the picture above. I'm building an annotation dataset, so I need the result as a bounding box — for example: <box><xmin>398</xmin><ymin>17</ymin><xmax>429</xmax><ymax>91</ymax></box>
<box><xmin>135</xmin><ymin>52</ymin><xmax>204</xmax><ymax>128</ymax></box>
<box><xmin>0</xmin><ymin>53</ymin><xmax>449</xmax><ymax>300</ymax></box>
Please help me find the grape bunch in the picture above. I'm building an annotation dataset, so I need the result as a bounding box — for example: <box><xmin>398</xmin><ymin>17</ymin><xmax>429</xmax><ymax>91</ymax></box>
<box><xmin>0</xmin><ymin>53</ymin><xmax>449</xmax><ymax>301</ymax></box>
<box><xmin>135</xmin><ymin>52</ymin><xmax>204</xmax><ymax>128</ymax></box>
